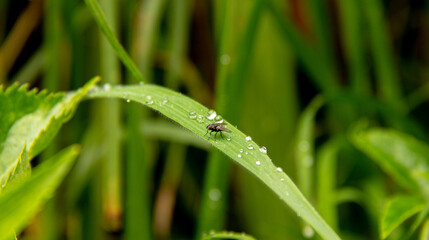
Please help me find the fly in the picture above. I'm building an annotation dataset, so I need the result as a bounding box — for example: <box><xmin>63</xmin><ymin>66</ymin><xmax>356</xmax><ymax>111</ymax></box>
<box><xmin>205</xmin><ymin>123</ymin><xmax>231</xmax><ymax>140</ymax></box>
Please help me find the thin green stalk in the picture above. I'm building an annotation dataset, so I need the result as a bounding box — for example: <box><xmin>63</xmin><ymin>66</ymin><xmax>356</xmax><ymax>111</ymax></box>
<box><xmin>196</xmin><ymin>1</ymin><xmax>263</xmax><ymax>237</ymax></box>
<box><xmin>338</xmin><ymin>0</ymin><xmax>370</xmax><ymax>95</ymax></box>
<box><xmin>305</xmin><ymin>0</ymin><xmax>337</xmax><ymax>80</ymax></box>
<box><xmin>84</xmin><ymin>0</ymin><xmax>144</xmax><ymax>83</ymax></box>
<box><xmin>316</xmin><ymin>139</ymin><xmax>340</xmax><ymax>231</ymax></box>
<box><xmin>362</xmin><ymin>0</ymin><xmax>402</xmax><ymax>103</ymax></box>
<box><xmin>296</xmin><ymin>96</ymin><xmax>323</xmax><ymax>200</ymax></box>
<box><xmin>99</xmin><ymin>0</ymin><xmax>122</xmax><ymax>232</ymax></box>
<box><xmin>165</xmin><ymin>0</ymin><xmax>192</xmax><ymax>90</ymax></box>
<box><xmin>135</xmin><ymin>0</ymin><xmax>168</xmax><ymax>80</ymax></box>
<box><xmin>124</xmin><ymin>0</ymin><xmax>152</xmax><ymax>239</ymax></box>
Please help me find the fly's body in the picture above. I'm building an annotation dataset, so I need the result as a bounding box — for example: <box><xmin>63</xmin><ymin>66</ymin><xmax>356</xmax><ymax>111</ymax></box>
<box><xmin>205</xmin><ymin>123</ymin><xmax>231</xmax><ymax>140</ymax></box>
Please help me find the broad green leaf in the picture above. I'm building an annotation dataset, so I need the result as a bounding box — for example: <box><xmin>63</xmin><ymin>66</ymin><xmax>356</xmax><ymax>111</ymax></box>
<box><xmin>351</xmin><ymin>128</ymin><xmax>429</xmax><ymax>198</ymax></box>
<box><xmin>0</xmin><ymin>77</ymin><xmax>99</xmax><ymax>190</ymax></box>
<box><xmin>380</xmin><ymin>195</ymin><xmax>426</xmax><ymax>239</ymax></box>
<box><xmin>87</xmin><ymin>84</ymin><xmax>341</xmax><ymax>240</ymax></box>
<box><xmin>0</xmin><ymin>145</ymin><xmax>80</xmax><ymax>240</ymax></box>
<box><xmin>420</xmin><ymin>218</ymin><xmax>429</xmax><ymax>240</ymax></box>
<box><xmin>201</xmin><ymin>231</ymin><xmax>256</xmax><ymax>240</ymax></box>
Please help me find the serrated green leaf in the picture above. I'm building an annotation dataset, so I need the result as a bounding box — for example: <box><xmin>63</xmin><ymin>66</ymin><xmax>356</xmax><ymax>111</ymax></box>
<box><xmin>0</xmin><ymin>145</ymin><xmax>80</xmax><ymax>240</ymax></box>
<box><xmin>0</xmin><ymin>77</ymin><xmax>99</xmax><ymax>190</ymax></box>
<box><xmin>87</xmin><ymin>84</ymin><xmax>340</xmax><ymax>240</ymax></box>
<box><xmin>0</xmin><ymin>143</ymin><xmax>30</xmax><ymax>194</ymax></box>
<box><xmin>351</xmin><ymin>128</ymin><xmax>429</xmax><ymax>198</ymax></box>
<box><xmin>380</xmin><ymin>195</ymin><xmax>426</xmax><ymax>239</ymax></box>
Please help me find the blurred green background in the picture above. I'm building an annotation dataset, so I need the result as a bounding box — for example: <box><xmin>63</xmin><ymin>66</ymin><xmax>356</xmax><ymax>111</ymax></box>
<box><xmin>1</xmin><ymin>0</ymin><xmax>429</xmax><ymax>239</ymax></box>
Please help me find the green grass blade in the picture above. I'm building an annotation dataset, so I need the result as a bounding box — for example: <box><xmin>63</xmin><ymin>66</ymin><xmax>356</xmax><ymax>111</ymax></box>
<box><xmin>296</xmin><ymin>95</ymin><xmax>323</xmax><ymax>199</ymax></box>
<box><xmin>362</xmin><ymin>0</ymin><xmax>401</xmax><ymax>102</ymax></box>
<box><xmin>86</xmin><ymin>84</ymin><xmax>341</xmax><ymax>240</ymax></box>
<box><xmin>380</xmin><ymin>195</ymin><xmax>426</xmax><ymax>239</ymax></box>
<box><xmin>338</xmin><ymin>0</ymin><xmax>370</xmax><ymax>94</ymax></box>
<box><xmin>0</xmin><ymin>145</ymin><xmax>80</xmax><ymax>240</ymax></box>
<box><xmin>316</xmin><ymin>139</ymin><xmax>340</xmax><ymax>231</ymax></box>
<box><xmin>258</xmin><ymin>0</ymin><xmax>339</xmax><ymax>92</ymax></box>
<box><xmin>84</xmin><ymin>0</ymin><xmax>144</xmax><ymax>83</ymax></box>
<box><xmin>135</xmin><ymin>0</ymin><xmax>168</xmax><ymax>80</ymax></box>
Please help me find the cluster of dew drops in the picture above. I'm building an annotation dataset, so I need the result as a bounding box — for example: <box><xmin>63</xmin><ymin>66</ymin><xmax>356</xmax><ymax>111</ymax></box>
<box><xmin>187</xmin><ymin>108</ymin><xmax>289</xmax><ymax>183</ymax></box>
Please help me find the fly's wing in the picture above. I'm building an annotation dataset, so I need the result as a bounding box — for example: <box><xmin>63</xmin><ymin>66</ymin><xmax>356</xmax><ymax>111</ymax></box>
<box><xmin>219</xmin><ymin>125</ymin><xmax>232</xmax><ymax>132</ymax></box>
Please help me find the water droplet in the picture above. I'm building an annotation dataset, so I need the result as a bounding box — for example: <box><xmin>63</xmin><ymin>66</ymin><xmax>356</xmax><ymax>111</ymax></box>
<box><xmin>214</xmin><ymin>115</ymin><xmax>223</xmax><ymax>122</ymax></box>
<box><xmin>161</xmin><ymin>98</ymin><xmax>168</xmax><ymax>105</ymax></box>
<box><xmin>206</xmin><ymin>109</ymin><xmax>217</xmax><ymax>120</ymax></box>
<box><xmin>145</xmin><ymin>96</ymin><xmax>153</xmax><ymax>104</ymax></box>
<box><xmin>298</xmin><ymin>141</ymin><xmax>310</xmax><ymax>152</ymax></box>
<box><xmin>245</xmin><ymin>136</ymin><xmax>252</xmax><ymax>141</ymax></box>
<box><xmin>247</xmin><ymin>144</ymin><xmax>254</xmax><ymax>150</ymax></box>
<box><xmin>239</xmin><ymin>149</ymin><xmax>243</xmax><ymax>153</ymax></box>
<box><xmin>259</xmin><ymin>146</ymin><xmax>267</xmax><ymax>154</ymax></box>
<box><xmin>276</xmin><ymin>167</ymin><xmax>283</xmax><ymax>172</ymax></box>
<box><xmin>245</xmin><ymin>152</ymin><xmax>248</xmax><ymax>155</ymax></box>
<box><xmin>280</xmin><ymin>178</ymin><xmax>285</xmax><ymax>182</ymax></box>
<box><xmin>126</xmin><ymin>99</ymin><xmax>130</xmax><ymax>103</ymax></box>
<box><xmin>256</xmin><ymin>161</ymin><xmax>261</xmax><ymax>166</ymax></box>
<box><xmin>220</xmin><ymin>54</ymin><xmax>231</xmax><ymax>65</ymax></box>
<box><xmin>197</xmin><ymin>115</ymin><xmax>204</xmax><ymax>123</ymax></box>
<box><xmin>227</xmin><ymin>137</ymin><xmax>231</xmax><ymax>141</ymax></box>
<box><xmin>302</xmin><ymin>225</ymin><xmax>315</xmax><ymax>238</ymax></box>
<box><xmin>102</xmin><ymin>83</ymin><xmax>111</xmax><ymax>91</ymax></box>
<box><xmin>189</xmin><ymin>111</ymin><xmax>197</xmax><ymax>119</ymax></box>
<box><xmin>209</xmin><ymin>188</ymin><xmax>221</xmax><ymax>201</ymax></box>
<box><xmin>238</xmin><ymin>154</ymin><xmax>242</xmax><ymax>158</ymax></box>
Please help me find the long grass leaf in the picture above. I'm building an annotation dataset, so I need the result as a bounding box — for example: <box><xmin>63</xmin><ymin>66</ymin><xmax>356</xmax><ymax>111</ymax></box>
<box><xmin>87</xmin><ymin>84</ymin><xmax>341</xmax><ymax>240</ymax></box>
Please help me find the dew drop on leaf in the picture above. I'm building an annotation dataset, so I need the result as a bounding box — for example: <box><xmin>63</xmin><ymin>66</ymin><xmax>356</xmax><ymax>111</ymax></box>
<box><xmin>206</xmin><ymin>109</ymin><xmax>217</xmax><ymax>120</ymax></box>
<box><xmin>247</xmin><ymin>144</ymin><xmax>254</xmax><ymax>150</ymax></box>
<box><xmin>245</xmin><ymin>136</ymin><xmax>252</xmax><ymax>141</ymax></box>
<box><xmin>255</xmin><ymin>161</ymin><xmax>261</xmax><ymax>166</ymax></box>
<box><xmin>259</xmin><ymin>146</ymin><xmax>267</xmax><ymax>154</ymax></box>
<box><xmin>197</xmin><ymin>115</ymin><xmax>204</xmax><ymax>123</ymax></box>
<box><xmin>189</xmin><ymin>111</ymin><xmax>197</xmax><ymax>119</ymax></box>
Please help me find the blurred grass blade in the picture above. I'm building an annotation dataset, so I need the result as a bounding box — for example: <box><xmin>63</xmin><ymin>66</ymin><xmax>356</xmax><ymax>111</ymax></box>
<box><xmin>362</xmin><ymin>0</ymin><xmax>401</xmax><ymax>103</ymax></box>
<box><xmin>258</xmin><ymin>0</ymin><xmax>339</xmax><ymax>92</ymax></box>
<box><xmin>338</xmin><ymin>0</ymin><xmax>370</xmax><ymax>95</ymax></box>
<box><xmin>380</xmin><ymin>195</ymin><xmax>426</xmax><ymax>239</ymax></box>
<box><xmin>351</xmin><ymin>128</ymin><xmax>429</xmax><ymax>199</ymax></box>
<box><xmin>87</xmin><ymin>84</ymin><xmax>341</xmax><ymax>240</ymax></box>
<box><xmin>84</xmin><ymin>0</ymin><xmax>144</xmax><ymax>82</ymax></box>
<box><xmin>316</xmin><ymin>138</ymin><xmax>340</xmax><ymax>230</ymax></box>
<box><xmin>0</xmin><ymin>145</ymin><xmax>80</xmax><ymax>240</ymax></box>
<box><xmin>296</xmin><ymin>95</ymin><xmax>323</xmax><ymax>199</ymax></box>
